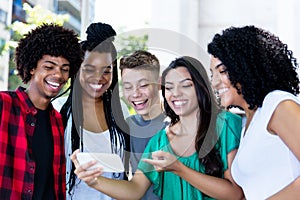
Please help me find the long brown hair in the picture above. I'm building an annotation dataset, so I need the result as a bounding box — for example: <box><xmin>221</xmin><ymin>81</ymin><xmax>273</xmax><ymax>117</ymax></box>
<box><xmin>161</xmin><ymin>56</ymin><xmax>222</xmax><ymax>177</ymax></box>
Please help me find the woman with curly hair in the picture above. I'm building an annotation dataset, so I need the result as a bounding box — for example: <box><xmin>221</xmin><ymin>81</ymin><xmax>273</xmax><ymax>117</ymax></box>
<box><xmin>0</xmin><ymin>23</ymin><xmax>83</xmax><ymax>199</ymax></box>
<box><xmin>59</xmin><ymin>22</ymin><xmax>129</xmax><ymax>200</ymax></box>
<box><xmin>70</xmin><ymin>56</ymin><xmax>244</xmax><ymax>200</ymax></box>
<box><xmin>208</xmin><ymin>25</ymin><xmax>300</xmax><ymax>199</ymax></box>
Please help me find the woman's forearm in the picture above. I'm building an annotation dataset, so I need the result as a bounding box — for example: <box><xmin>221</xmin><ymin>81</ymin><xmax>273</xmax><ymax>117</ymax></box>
<box><xmin>90</xmin><ymin>171</ymin><xmax>151</xmax><ymax>200</ymax></box>
<box><xmin>174</xmin><ymin>161</ymin><xmax>244</xmax><ymax>200</ymax></box>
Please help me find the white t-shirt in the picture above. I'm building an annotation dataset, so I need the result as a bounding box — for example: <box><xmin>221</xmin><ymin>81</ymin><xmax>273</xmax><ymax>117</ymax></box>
<box><xmin>231</xmin><ymin>90</ymin><xmax>300</xmax><ymax>199</ymax></box>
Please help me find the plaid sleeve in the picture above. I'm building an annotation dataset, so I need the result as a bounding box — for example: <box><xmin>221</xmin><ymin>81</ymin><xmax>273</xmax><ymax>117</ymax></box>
<box><xmin>0</xmin><ymin>91</ymin><xmax>35</xmax><ymax>199</ymax></box>
<box><xmin>51</xmin><ymin>108</ymin><xmax>66</xmax><ymax>199</ymax></box>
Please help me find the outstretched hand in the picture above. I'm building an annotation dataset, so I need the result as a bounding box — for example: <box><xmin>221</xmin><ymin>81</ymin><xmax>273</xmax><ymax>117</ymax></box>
<box><xmin>70</xmin><ymin>149</ymin><xmax>104</xmax><ymax>186</ymax></box>
<box><xmin>142</xmin><ymin>151</ymin><xmax>181</xmax><ymax>172</ymax></box>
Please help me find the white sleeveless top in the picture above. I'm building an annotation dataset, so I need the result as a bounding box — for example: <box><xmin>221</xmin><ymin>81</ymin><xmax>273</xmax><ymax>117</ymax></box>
<box><xmin>231</xmin><ymin>90</ymin><xmax>300</xmax><ymax>199</ymax></box>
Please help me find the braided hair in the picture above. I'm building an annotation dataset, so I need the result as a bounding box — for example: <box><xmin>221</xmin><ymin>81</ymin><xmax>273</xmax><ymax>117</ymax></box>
<box><xmin>60</xmin><ymin>22</ymin><xmax>129</xmax><ymax>195</ymax></box>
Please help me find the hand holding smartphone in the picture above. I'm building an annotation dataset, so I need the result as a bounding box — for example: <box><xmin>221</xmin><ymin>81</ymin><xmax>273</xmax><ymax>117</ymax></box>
<box><xmin>77</xmin><ymin>152</ymin><xmax>124</xmax><ymax>173</ymax></box>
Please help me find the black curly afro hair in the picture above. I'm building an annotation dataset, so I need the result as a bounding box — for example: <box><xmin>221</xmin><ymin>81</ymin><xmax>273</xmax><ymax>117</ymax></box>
<box><xmin>15</xmin><ymin>23</ymin><xmax>83</xmax><ymax>84</ymax></box>
<box><xmin>208</xmin><ymin>25</ymin><xmax>300</xmax><ymax>110</ymax></box>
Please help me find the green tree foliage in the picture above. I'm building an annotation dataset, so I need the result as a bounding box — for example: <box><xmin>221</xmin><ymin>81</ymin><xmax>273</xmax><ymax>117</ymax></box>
<box><xmin>116</xmin><ymin>34</ymin><xmax>148</xmax><ymax>59</ymax></box>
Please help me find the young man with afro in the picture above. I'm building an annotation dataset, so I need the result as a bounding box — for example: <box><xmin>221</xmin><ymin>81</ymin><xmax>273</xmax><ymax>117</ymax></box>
<box><xmin>0</xmin><ymin>23</ymin><xmax>83</xmax><ymax>199</ymax></box>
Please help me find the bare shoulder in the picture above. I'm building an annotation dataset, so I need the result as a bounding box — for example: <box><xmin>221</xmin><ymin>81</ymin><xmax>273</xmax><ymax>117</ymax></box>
<box><xmin>274</xmin><ymin>100</ymin><xmax>300</xmax><ymax>118</ymax></box>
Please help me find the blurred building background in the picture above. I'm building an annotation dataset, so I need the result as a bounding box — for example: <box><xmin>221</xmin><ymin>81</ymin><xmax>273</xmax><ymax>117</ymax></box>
<box><xmin>1</xmin><ymin>0</ymin><xmax>299</xmax><ymax>90</ymax></box>
<box><xmin>93</xmin><ymin>0</ymin><xmax>300</xmax><ymax>74</ymax></box>
<box><xmin>150</xmin><ymin>0</ymin><xmax>300</xmax><ymax>70</ymax></box>
<box><xmin>0</xmin><ymin>0</ymin><xmax>12</xmax><ymax>90</ymax></box>
<box><xmin>11</xmin><ymin>0</ymin><xmax>95</xmax><ymax>34</ymax></box>
<box><xmin>0</xmin><ymin>0</ymin><xmax>95</xmax><ymax>90</ymax></box>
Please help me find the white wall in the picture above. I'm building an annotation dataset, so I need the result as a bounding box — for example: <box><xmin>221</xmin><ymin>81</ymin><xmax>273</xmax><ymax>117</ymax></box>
<box><xmin>149</xmin><ymin>0</ymin><xmax>206</xmax><ymax>69</ymax></box>
<box><xmin>150</xmin><ymin>0</ymin><xmax>300</xmax><ymax>73</ymax></box>
<box><xmin>93</xmin><ymin>0</ymin><xmax>300</xmax><ymax>75</ymax></box>
<box><xmin>81</xmin><ymin>0</ymin><xmax>95</xmax><ymax>40</ymax></box>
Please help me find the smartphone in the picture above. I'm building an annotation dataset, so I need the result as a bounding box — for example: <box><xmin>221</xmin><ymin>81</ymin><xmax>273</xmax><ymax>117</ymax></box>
<box><xmin>77</xmin><ymin>152</ymin><xmax>124</xmax><ymax>173</ymax></box>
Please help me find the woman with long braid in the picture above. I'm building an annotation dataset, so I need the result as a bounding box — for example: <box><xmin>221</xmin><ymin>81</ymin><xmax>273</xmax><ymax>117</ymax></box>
<box><xmin>59</xmin><ymin>22</ymin><xmax>129</xmax><ymax>200</ymax></box>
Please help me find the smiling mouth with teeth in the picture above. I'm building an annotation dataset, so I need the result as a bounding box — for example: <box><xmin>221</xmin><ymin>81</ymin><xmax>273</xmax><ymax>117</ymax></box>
<box><xmin>47</xmin><ymin>80</ymin><xmax>60</xmax><ymax>88</ymax></box>
<box><xmin>133</xmin><ymin>100</ymin><xmax>148</xmax><ymax>106</ymax></box>
<box><xmin>173</xmin><ymin>100</ymin><xmax>187</xmax><ymax>106</ymax></box>
<box><xmin>89</xmin><ymin>84</ymin><xmax>103</xmax><ymax>90</ymax></box>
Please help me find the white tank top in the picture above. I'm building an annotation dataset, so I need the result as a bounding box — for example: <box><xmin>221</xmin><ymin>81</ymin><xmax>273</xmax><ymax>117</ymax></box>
<box><xmin>231</xmin><ymin>90</ymin><xmax>300</xmax><ymax>199</ymax></box>
<box><xmin>64</xmin><ymin>117</ymin><xmax>124</xmax><ymax>200</ymax></box>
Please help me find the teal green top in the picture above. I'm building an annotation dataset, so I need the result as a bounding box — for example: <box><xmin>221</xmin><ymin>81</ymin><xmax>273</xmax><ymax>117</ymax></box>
<box><xmin>138</xmin><ymin>111</ymin><xmax>242</xmax><ymax>200</ymax></box>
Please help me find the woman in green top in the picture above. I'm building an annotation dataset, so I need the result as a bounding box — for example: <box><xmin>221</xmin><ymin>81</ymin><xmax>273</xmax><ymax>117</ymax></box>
<box><xmin>71</xmin><ymin>56</ymin><xmax>244</xmax><ymax>199</ymax></box>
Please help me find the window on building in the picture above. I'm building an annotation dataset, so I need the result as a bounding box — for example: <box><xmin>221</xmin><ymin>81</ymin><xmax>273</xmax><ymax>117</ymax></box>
<box><xmin>14</xmin><ymin>0</ymin><xmax>22</xmax><ymax>7</ymax></box>
<box><xmin>0</xmin><ymin>9</ymin><xmax>7</xmax><ymax>25</ymax></box>
<box><xmin>0</xmin><ymin>38</ymin><xmax>5</xmax><ymax>53</ymax></box>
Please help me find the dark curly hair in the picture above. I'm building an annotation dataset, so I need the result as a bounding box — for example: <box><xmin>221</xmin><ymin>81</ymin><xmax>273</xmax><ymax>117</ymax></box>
<box><xmin>119</xmin><ymin>50</ymin><xmax>160</xmax><ymax>79</ymax></box>
<box><xmin>15</xmin><ymin>23</ymin><xmax>83</xmax><ymax>83</ymax></box>
<box><xmin>208</xmin><ymin>25</ymin><xmax>300</xmax><ymax>110</ymax></box>
<box><xmin>60</xmin><ymin>22</ymin><xmax>129</xmax><ymax>195</ymax></box>
<box><xmin>161</xmin><ymin>56</ymin><xmax>223</xmax><ymax>178</ymax></box>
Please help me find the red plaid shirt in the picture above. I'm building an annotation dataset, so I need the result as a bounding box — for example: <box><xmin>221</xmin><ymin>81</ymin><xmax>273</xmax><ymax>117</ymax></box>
<box><xmin>0</xmin><ymin>87</ymin><xmax>66</xmax><ymax>199</ymax></box>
